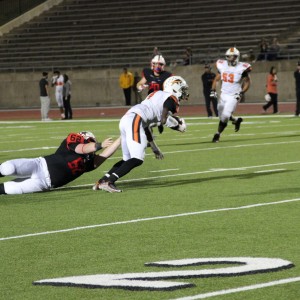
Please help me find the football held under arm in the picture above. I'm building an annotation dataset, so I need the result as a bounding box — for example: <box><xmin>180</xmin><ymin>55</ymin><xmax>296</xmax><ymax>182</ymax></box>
<box><xmin>161</xmin><ymin>98</ymin><xmax>186</xmax><ymax>132</ymax></box>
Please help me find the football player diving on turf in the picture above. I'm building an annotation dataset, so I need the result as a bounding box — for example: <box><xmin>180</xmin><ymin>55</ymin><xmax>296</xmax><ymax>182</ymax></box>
<box><xmin>93</xmin><ymin>76</ymin><xmax>189</xmax><ymax>193</ymax></box>
<box><xmin>0</xmin><ymin>132</ymin><xmax>120</xmax><ymax>195</ymax></box>
<box><xmin>210</xmin><ymin>47</ymin><xmax>252</xmax><ymax>143</ymax></box>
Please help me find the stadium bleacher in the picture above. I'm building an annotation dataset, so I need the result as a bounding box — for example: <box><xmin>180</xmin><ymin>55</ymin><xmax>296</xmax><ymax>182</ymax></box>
<box><xmin>0</xmin><ymin>0</ymin><xmax>300</xmax><ymax>72</ymax></box>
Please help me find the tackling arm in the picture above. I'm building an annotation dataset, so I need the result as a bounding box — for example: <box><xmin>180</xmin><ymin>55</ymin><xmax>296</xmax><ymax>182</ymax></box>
<box><xmin>93</xmin><ymin>137</ymin><xmax>121</xmax><ymax>168</ymax></box>
<box><xmin>75</xmin><ymin>138</ymin><xmax>114</xmax><ymax>154</ymax></box>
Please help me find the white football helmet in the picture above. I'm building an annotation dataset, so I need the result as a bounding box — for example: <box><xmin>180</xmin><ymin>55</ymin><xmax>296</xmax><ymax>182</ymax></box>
<box><xmin>225</xmin><ymin>47</ymin><xmax>240</xmax><ymax>66</ymax></box>
<box><xmin>151</xmin><ymin>55</ymin><xmax>166</xmax><ymax>73</ymax></box>
<box><xmin>163</xmin><ymin>76</ymin><xmax>189</xmax><ymax>101</ymax></box>
<box><xmin>78</xmin><ymin>131</ymin><xmax>97</xmax><ymax>143</ymax></box>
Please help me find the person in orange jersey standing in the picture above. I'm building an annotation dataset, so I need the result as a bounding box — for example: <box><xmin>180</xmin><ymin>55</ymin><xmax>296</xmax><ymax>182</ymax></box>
<box><xmin>263</xmin><ymin>66</ymin><xmax>279</xmax><ymax>114</ymax></box>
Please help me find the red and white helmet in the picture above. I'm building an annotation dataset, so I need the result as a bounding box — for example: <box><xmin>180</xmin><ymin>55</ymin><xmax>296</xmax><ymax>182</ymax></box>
<box><xmin>151</xmin><ymin>55</ymin><xmax>166</xmax><ymax>73</ymax></box>
<box><xmin>163</xmin><ymin>76</ymin><xmax>189</xmax><ymax>101</ymax></box>
<box><xmin>78</xmin><ymin>131</ymin><xmax>97</xmax><ymax>143</ymax></box>
<box><xmin>225</xmin><ymin>47</ymin><xmax>240</xmax><ymax>66</ymax></box>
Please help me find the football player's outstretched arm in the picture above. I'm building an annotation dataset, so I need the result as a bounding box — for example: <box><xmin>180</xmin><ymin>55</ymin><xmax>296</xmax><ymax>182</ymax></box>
<box><xmin>93</xmin><ymin>137</ymin><xmax>121</xmax><ymax>168</ymax></box>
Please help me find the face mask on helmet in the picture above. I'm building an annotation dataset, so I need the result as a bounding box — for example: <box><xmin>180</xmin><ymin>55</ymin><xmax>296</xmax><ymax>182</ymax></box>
<box><xmin>151</xmin><ymin>55</ymin><xmax>166</xmax><ymax>73</ymax></box>
<box><xmin>78</xmin><ymin>131</ymin><xmax>97</xmax><ymax>143</ymax></box>
<box><xmin>225</xmin><ymin>47</ymin><xmax>240</xmax><ymax>66</ymax></box>
<box><xmin>163</xmin><ymin>76</ymin><xmax>189</xmax><ymax>101</ymax></box>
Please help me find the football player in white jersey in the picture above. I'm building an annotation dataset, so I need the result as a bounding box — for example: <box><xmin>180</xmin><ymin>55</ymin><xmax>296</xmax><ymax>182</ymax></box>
<box><xmin>210</xmin><ymin>47</ymin><xmax>252</xmax><ymax>142</ymax></box>
<box><xmin>51</xmin><ymin>70</ymin><xmax>65</xmax><ymax>119</ymax></box>
<box><xmin>93</xmin><ymin>76</ymin><xmax>189</xmax><ymax>193</ymax></box>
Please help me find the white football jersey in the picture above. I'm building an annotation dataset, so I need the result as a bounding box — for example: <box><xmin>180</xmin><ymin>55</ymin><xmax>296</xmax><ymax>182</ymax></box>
<box><xmin>55</xmin><ymin>74</ymin><xmax>64</xmax><ymax>91</ymax></box>
<box><xmin>216</xmin><ymin>59</ymin><xmax>251</xmax><ymax>95</ymax></box>
<box><xmin>127</xmin><ymin>90</ymin><xmax>174</xmax><ymax>127</ymax></box>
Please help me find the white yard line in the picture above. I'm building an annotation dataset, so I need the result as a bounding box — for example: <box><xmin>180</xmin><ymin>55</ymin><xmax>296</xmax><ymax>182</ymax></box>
<box><xmin>171</xmin><ymin>276</ymin><xmax>300</xmax><ymax>300</ymax></box>
<box><xmin>1</xmin><ymin>198</ymin><xmax>300</xmax><ymax>242</ymax></box>
<box><xmin>1</xmin><ymin>139</ymin><xmax>300</xmax><ymax>154</ymax></box>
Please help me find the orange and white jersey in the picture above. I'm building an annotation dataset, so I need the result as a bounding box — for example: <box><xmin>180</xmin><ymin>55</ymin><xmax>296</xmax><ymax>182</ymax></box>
<box><xmin>54</xmin><ymin>74</ymin><xmax>64</xmax><ymax>90</ymax></box>
<box><xmin>127</xmin><ymin>90</ymin><xmax>177</xmax><ymax>127</ymax></box>
<box><xmin>216</xmin><ymin>59</ymin><xmax>251</xmax><ymax>95</ymax></box>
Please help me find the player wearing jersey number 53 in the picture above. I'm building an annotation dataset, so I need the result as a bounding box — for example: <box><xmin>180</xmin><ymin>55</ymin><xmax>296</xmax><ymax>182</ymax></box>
<box><xmin>211</xmin><ymin>47</ymin><xmax>252</xmax><ymax>143</ymax></box>
<box><xmin>0</xmin><ymin>132</ymin><xmax>120</xmax><ymax>195</ymax></box>
<box><xmin>93</xmin><ymin>75</ymin><xmax>189</xmax><ymax>193</ymax></box>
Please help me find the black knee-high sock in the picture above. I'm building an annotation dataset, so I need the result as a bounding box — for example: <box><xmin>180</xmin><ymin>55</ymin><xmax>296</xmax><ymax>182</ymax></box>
<box><xmin>0</xmin><ymin>183</ymin><xmax>6</xmax><ymax>194</ymax></box>
<box><xmin>108</xmin><ymin>158</ymin><xmax>143</xmax><ymax>183</ymax></box>
<box><xmin>218</xmin><ymin>121</ymin><xmax>228</xmax><ymax>134</ymax></box>
<box><xmin>99</xmin><ymin>160</ymin><xmax>125</xmax><ymax>181</ymax></box>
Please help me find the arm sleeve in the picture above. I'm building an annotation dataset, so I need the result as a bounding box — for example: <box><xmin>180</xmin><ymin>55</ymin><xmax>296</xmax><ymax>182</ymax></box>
<box><xmin>163</xmin><ymin>97</ymin><xmax>178</xmax><ymax>114</ymax></box>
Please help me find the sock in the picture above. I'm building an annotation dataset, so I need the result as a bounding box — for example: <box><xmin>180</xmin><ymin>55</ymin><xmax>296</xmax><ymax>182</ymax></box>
<box><xmin>108</xmin><ymin>158</ymin><xmax>143</xmax><ymax>183</ymax></box>
<box><xmin>218</xmin><ymin>121</ymin><xmax>228</xmax><ymax>134</ymax></box>
<box><xmin>0</xmin><ymin>183</ymin><xmax>6</xmax><ymax>194</ymax></box>
<box><xmin>99</xmin><ymin>160</ymin><xmax>125</xmax><ymax>181</ymax></box>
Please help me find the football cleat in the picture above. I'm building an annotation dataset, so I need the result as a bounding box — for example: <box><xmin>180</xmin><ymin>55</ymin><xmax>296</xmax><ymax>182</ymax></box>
<box><xmin>234</xmin><ymin>117</ymin><xmax>243</xmax><ymax>132</ymax></box>
<box><xmin>97</xmin><ymin>181</ymin><xmax>122</xmax><ymax>193</ymax></box>
<box><xmin>212</xmin><ymin>133</ymin><xmax>220</xmax><ymax>143</ymax></box>
<box><xmin>92</xmin><ymin>180</ymin><xmax>103</xmax><ymax>190</ymax></box>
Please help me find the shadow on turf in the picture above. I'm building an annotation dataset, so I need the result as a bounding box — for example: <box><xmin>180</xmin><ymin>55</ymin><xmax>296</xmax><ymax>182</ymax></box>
<box><xmin>119</xmin><ymin>169</ymin><xmax>293</xmax><ymax>191</ymax></box>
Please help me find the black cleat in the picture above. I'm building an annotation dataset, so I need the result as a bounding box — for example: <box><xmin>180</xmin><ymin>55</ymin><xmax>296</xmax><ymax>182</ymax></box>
<box><xmin>212</xmin><ymin>133</ymin><xmax>220</xmax><ymax>143</ymax></box>
<box><xmin>234</xmin><ymin>117</ymin><xmax>243</xmax><ymax>132</ymax></box>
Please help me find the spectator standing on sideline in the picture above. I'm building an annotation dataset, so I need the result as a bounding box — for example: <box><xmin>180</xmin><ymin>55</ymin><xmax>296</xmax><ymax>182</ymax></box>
<box><xmin>211</xmin><ymin>47</ymin><xmax>252</xmax><ymax>143</ymax></box>
<box><xmin>263</xmin><ymin>66</ymin><xmax>278</xmax><ymax>114</ymax></box>
<box><xmin>51</xmin><ymin>70</ymin><xmax>65</xmax><ymax>119</ymax></box>
<box><xmin>63</xmin><ymin>74</ymin><xmax>73</xmax><ymax>119</ymax></box>
<box><xmin>133</xmin><ymin>72</ymin><xmax>142</xmax><ymax>104</ymax></box>
<box><xmin>0</xmin><ymin>132</ymin><xmax>120</xmax><ymax>195</ymax></box>
<box><xmin>119</xmin><ymin>68</ymin><xmax>134</xmax><ymax>106</ymax></box>
<box><xmin>93</xmin><ymin>76</ymin><xmax>189</xmax><ymax>193</ymax></box>
<box><xmin>201</xmin><ymin>64</ymin><xmax>218</xmax><ymax>118</ymax></box>
<box><xmin>294</xmin><ymin>61</ymin><xmax>300</xmax><ymax>116</ymax></box>
<box><xmin>39</xmin><ymin>71</ymin><xmax>51</xmax><ymax>121</ymax></box>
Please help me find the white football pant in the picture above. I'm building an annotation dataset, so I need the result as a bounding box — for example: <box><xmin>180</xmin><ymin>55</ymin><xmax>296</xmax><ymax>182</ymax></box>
<box><xmin>218</xmin><ymin>93</ymin><xmax>238</xmax><ymax>123</ymax></box>
<box><xmin>0</xmin><ymin>157</ymin><xmax>51</xmax><ymax>194</ymax></box>
<box><xmin>119</xmin><ymin>112</ymin><xmax>147</xmax><ymax>161</ymax></box>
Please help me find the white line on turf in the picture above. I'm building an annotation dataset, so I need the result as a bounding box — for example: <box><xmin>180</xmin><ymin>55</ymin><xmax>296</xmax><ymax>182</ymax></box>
<box><xmin>1</xmin><ymin>198</ymin><xmax>300</xmax><ymax>242</ymax></box>
<box><xmin>2</xmin><ymin>139</ymin><xmax>299</xmax><ymax>154</ymax></box>
<box><xmin>149</xmin><ymin>169</ymin><xmax>179</xmax><ymax>173</ymax></box>
<box><xmin>170</xmin><ymin>276</ymin><xmax>300</xmax><ymax>300</ymax></box>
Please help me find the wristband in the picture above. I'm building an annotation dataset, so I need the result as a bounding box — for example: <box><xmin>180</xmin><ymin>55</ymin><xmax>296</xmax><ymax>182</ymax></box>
<box><xmin>95</xmin><ymin>142</ymin><xmax>102</xmax><ymax>151</ymax></box>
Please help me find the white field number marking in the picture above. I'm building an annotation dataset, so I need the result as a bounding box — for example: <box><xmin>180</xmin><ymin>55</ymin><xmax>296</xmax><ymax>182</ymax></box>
<box><xmin>33</xmin><ymin>257</ymin><xmax>293</xmax><ymax>291</ymax></box>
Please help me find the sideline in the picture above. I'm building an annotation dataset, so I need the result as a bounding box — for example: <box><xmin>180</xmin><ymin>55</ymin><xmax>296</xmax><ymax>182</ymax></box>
<box><xmin>1</xmin><ymin>198</ymin><xmax>300</xmax><ymax>242</ymax></box>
